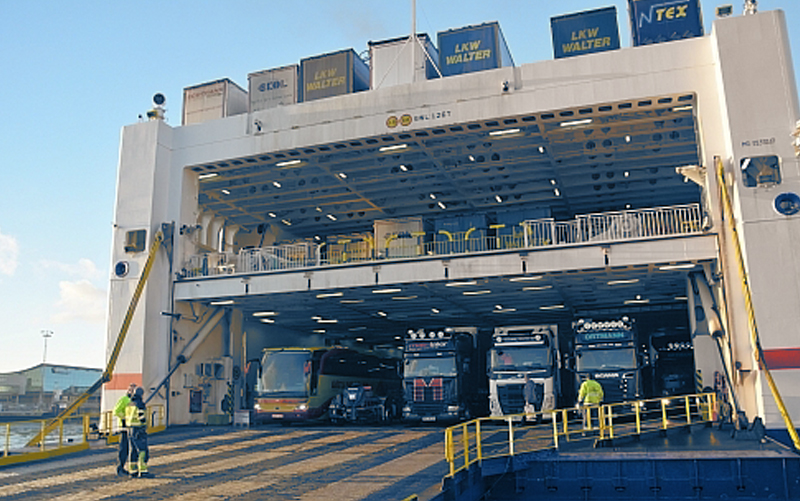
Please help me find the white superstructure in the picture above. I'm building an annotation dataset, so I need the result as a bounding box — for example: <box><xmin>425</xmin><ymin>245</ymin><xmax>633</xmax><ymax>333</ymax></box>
<box><xmin>102</xmin><ymin>9</ymin><xmax>799</xmax><ymax>437</ymax></box>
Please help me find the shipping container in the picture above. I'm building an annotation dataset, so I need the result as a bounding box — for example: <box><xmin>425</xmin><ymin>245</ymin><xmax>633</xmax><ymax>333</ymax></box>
<box><xmin>300</xmin><ymin>49</ymin><xmax>370</xmax><ymax>102</ymax></box>
<box><xmin>437</xmin><ymin>21</ymin><xmax>514</xmax><ymax>77</ymax></box>
<box><xmin>368</xmin><ymin>34</ymin><xmax>440</xmax><ymax>88</ymax></box>
<box><xmin>248</xmin><ymin>65</ymin><xmax>298</xmax><ymax>112</ymax></box>
<box><xmin>374</xmin><ymin>218</ymin><xmax>429</xmax><ymax>259</ymax></box>
<box><xmin>182</xmin><ymin>78</ymin><xmax>248</xmax><ymax>126</ymax></box>
<box><xmin>628</xmin><ymin>0</ymin><xmax>704</xmax><ymax>47</ymax></box>
<box><xmin>551</xmin><ymin>6</ymin><xmax>621</xmax><ymax>59</ymax></box>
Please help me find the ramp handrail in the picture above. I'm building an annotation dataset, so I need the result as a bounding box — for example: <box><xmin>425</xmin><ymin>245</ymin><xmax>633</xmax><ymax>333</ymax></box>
<box><xmin>444</xmin><ymin>392</ymin><xmax>717</xmax><ymax>478</ymax></box>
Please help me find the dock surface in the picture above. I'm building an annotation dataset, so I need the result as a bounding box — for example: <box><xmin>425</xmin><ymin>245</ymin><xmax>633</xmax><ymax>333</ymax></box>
<box><xmin>0</xmin><ymin>425</ymin><xmax>447</xmax><ymax>500</ymax></box>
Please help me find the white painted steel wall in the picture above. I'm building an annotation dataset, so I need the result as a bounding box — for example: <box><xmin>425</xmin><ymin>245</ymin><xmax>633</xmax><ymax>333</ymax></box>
<box><xmin>103</xmin><ymin>10</ymin><xmax>800</xmax><ymax>430</ymax></box>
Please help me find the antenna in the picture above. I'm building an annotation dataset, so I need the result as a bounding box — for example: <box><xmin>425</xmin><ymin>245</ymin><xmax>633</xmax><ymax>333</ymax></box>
<box><xmin>411</xmin><ymin>0</ymin><xmax>416</xmax><ymax>83</ymax></box>
<box><xmin>41</xmin><ymin>330</ymin><xmax>53</xmax><ymax>363</ymax></box>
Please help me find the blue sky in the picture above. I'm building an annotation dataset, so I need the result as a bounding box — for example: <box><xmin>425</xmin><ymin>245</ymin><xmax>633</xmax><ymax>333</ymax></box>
<box><xmin>0</xmin><ymin>1</ymin><xmax>798</xmax><ymax>373</ymax></box>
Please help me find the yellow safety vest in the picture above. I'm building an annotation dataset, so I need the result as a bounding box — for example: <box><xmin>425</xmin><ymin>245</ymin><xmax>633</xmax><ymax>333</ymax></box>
<box><xmin>579</xmin><ymin>379</ymin><xmax>604</xmax><ymax>404</ymax></box>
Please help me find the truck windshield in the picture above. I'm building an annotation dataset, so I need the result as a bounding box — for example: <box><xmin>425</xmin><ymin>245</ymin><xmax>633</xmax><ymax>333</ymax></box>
<box><xmin>491</xmin><ymin>346</ymin><xmax>550</xmax><ymax>372</ymax></box>
<box><xmin>404</xmin><ymin>356</ymin><xmax>456</xmax><ymax>377</ymax></box>
<box><xmin>258</xmin><ymin>351</ymin><xmax>310</xmax><ymax>397</ymax></box>
<box><xmin>576</xmin><ymin>348</ymin><xmax>637</xmax><ymax>371</ymax></box>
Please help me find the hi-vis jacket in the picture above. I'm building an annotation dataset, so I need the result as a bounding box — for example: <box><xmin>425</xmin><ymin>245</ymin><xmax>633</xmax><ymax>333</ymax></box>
<box><xmin>125</xmin><ymin>399</ymin><xmax>147</xmax><ymax>428</ymax></box>
<box><xmin>578</xmin><ymin>379</ymin><xmax>604</xmax><ymax>405</ymax></box>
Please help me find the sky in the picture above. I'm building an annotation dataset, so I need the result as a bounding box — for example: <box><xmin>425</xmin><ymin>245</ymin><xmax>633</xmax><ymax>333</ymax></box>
<box><xmin>0</xmin><ymin>1</ymin><xmax>798</xmax><ymax>373</ymax></box>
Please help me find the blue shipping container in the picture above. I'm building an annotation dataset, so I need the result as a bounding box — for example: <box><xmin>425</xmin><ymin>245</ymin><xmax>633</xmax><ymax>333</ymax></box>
<box><xmin>628</xmin><ymin>0</ymin><xmax>704</xmax><ymax>47</ymax></box>
<box><xmin>437</xmin><ymin>22</ymin><xmax>514</xmax><ymax>77</ymax></box>
<box><xmin>300</xmin><ymin>49</ymin><xmax>370</xmax><ymax>102</ymax></box>
<box><xmin>551</xmin><ymin>7</ymin><xmax>621</xmax><ymax>59</ymax></box>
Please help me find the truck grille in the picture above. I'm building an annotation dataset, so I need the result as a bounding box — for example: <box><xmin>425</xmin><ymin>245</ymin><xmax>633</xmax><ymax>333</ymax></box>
<box><xmin>497</xmin><ymin>383</ymin><xmax>542</xmax><ymax>413</ymax></box>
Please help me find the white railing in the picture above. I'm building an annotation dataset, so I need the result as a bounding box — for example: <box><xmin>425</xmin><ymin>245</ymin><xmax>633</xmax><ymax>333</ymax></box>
<box><xmin>180</xmin><ymin>204</ymin><xmax>704</xmax><ymax>279</ymax></box>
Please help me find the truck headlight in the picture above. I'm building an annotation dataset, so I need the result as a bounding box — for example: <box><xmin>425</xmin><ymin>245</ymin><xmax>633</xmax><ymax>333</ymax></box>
<box><xmin>254</xmin><ymin>403</ymin><xmax>262</xmax><ymax>410</ymax></box>
<box><xmin>296</xmin><ymin>404</ymin><xmax>307</xmax><ymax>411</ymax></box>
<box><xmin>447</xmin><ymin>406</ymin><xmax>460</xmax><ymax>413</ymax></box>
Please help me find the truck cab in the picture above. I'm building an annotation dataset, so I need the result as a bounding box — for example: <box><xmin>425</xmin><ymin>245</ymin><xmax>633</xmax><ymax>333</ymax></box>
<box><xmin>488</xmin><ymin>325</ymin><xmax>559</xmax><ymax>418</ymax></box>
<box><xmin>401</xmin><ymin>327</ymin><xmax>483</xmax><ymax>423</ymax></box>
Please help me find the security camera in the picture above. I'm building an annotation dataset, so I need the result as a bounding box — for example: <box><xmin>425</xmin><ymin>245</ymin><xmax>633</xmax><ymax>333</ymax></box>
<box><xmin>153</xmin><ymin>93</ymin><xmax>166</xmax><ymax>107</ymax></box>
<box><xmin>502</xmin><ymin>81</ymin><xmax>510</xmax><ymax>92</ymax></box>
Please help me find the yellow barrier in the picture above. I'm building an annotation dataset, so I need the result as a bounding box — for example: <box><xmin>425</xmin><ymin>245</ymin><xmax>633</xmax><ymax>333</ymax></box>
<box><xmin>444</xmin><ymin>393</ymin><xmax>716</xmax><ymax>477</ymax></box>
<box><xmin>0</xmin><ymin>404</ymin><xmax>165</xmax><ymax>467</ymax></box>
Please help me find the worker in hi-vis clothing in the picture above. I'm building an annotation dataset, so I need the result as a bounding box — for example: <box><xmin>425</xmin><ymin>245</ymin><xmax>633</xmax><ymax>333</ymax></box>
<box><xmin>577</xmin><ymin>374</ymin><xmax>604</xmax><ymax>430</ymax></box>
<box><xmin>125</xmin><ymin>387</ymin><xmax>153</xmax><ymax>477</ymax></box>
<box><xmin>113</xmin><ymin>383</ymin><xmax>136</xmax><ymax>476</ymax></box>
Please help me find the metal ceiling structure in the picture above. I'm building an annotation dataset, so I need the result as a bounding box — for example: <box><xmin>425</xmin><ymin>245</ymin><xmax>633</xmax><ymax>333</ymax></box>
<box><xmin>180</xmin><ymin>93</ymin><xmax>708</xmax><ymax>346</ymax></box>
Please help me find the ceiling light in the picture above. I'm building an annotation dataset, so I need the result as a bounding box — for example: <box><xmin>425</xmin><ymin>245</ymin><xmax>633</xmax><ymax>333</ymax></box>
<box><xmin>260</xmin><ymin>318</ymin><xmax>275</xmax><ymax>324</ymax></box>
<box><xmin>624</xmin><ymin>298</ymin><xmax>650</xmax><ymax>304</ymax></box>
<box><xmin>327</xmin><ymin>214</ymin><xmax>337</xmax><ymax>221</ymax></box>
<box><xmin>446</xmin><ymin>281</ymin><xmax>477</xmax><ymax>287</ymax></box>
<box><xmin>317</xmin><ymin>319</ymin><xmax>338</xmax><ymax>324</ymax></box>
<box><xmin>625</xmin><ymin>135</ymin><xmax>631</xmax><ymax>143</ymax></box>
<box><xmin>313</xmin><ymin>329</ymin><xmax>326</xmax><ymax>334</ymax></box>
<box><xmin>276</xmin><ymin>159</ymin><xmax>302</xmax><ymax>167</ymax></box>
<box><xmin>210</xmin><ymin>300</ymin><xmax>235</xmax><ymax>306</ymax></box>
<box><xmin>394</xmin><ymin>335</ymin><xmax>402</xmax><ymax>340</ymax></box>
<box><xmin>468</xmin><ymin>155</ymin><xmax>475</xmax><ymax>161</ymax></box>
<box><xmin>463</xmin><ymin>290</ymin><xmax>491</xmax><ymax>296</ymax></box>
<box><xmin>672</xmin><ymin>105</ymin><xmax>693</xmax><ymax>112</ymax></box>
<box><xmin>379</xmin><ymin>144</ymin><xmax>408</xmax><ymax>152</ymax></box>
<box><xmin>607</xmin><ymin>279</ymin><xmax>639</xmax><ymax>285</ymax></box>
<box><xmin>272</xmin><ymin>181</ymin><xmax>282</xmax><ymax>188</ymax></box>
<box><xmin>281</xmin><ymin>219</ymin><xmax>291</xmax><ymax>226</ymax></box>
<box><xmin>510</xmin><ymin>276</ymin><xmax>543</xmax><ymax>282</ymax></box>
<box><xmin>400</xmin><ymin>164</ymin><xmax>409</xmax><ymax>171</ymax></box>
<box><xmin>392</xmin><ymin>295</ymin><xmax>418</xmax><ymax>300</ymax></box>
<box><xmin>550</xmin><ymin>179</ymin><xmax>557</xmax><ymax>185</ymax></box>
<box><xmin>316</xmin><ymin>207</ymin><xmax>323</xmax><ymax>212</ymax></box>
<box><xmin>431</xmin><ymin>308</ymin><xmax>440</xmax><ymax>314</ymax></box>
<box><xmin>429</xmin><ymin>193</ymin><xmax>436</xmax><ymax>199</ymax></box>
<box><xmin>488</xmin><ymin>128</ymin><xmax>521</xmax><ymax>136</ymax></box>
<box><xmin>338</xmin><ymin>172</ymin><xmax>347</xmax><ymax>179</ymax></box>
<box><xmin>253</xmin><ymin>311</ymin><xmax>278</xmax><ymax>317</ymax></box>
<box><xmin>199</xmin><ymin>173</ymin><xmax>219</xmax><ymax>180</ymax></box>
<box><xmin>523</xmin><ymin>285</ymin><xmax>552</xmax><ymax>291</ymax></box>
<box><xmin>659</xmin><ymin>263</ymin><xmax>697</xmax><ymax>270</ymax></box>
<box><xmin>314</xmin><ymin>235</ymin><xmax>321</xmax><ymax>241</ymax></box>
<box><xmin>539</xmin><ymin>146</ymin><xmax>546</xmax><ymax>153</ymax></box>
<box><xmin>437</xmin><ymin>201</ymin><xmax>446</xmax><ymax>209</ymax></box>
<box><xmin>376</xmin><ymin>311</ymin><xmax>388</xmax><ymax>317</ymax></box>
<box><xmin>316</xmin><ymin>292</ymin><xmax>344</xmax><ymax>298</ymax></box>
<box><xmin>340</xmin><ymin>299</ymin><xmax>364</xmax><ymax>304</ymax></box>
<box><xmin>554</xmin><ymin>188</ymin><xmax>561</xmax><ymax>196</ymax></box>
<box><xmin>495</xmin><ymin>195</ymin><xmax>503</xmax><ymax>203</ymax></box>
<box><xmin>539</xmin><ymin>304</ymin><xmax>565</xmax><ymax>310</ymax></box>
<box><xmin>373</xmin><ymin>288</ymin><xmax>401</xmax><ymax>294</ymax></box>
<box><xmin>493</xmin><ymin>308</ymin><xmax>517</xmax><ymax>313</ymax></box>
<box><xmin>560</xmin><ymin>118</ymin><xmax>593</xmax><ymax>127</ymax></box>
<box><xmin>268</xmin><ymin>212</ymin><xmax>277</xmax><ymax>218</ymax></box>
<box><xmin>624</xmin><ymin>171</ymin><xmax>630</xmax><ymax>177</ymax></box>
<box><xmin>220</xmin><ymin>189</ymin><xmax>231</xmax><ymax>195</ymax></box>
<box><xmin>675</xmin><ymin>296</ymin><xmax>688</xmax><ymax>301</ymax></box>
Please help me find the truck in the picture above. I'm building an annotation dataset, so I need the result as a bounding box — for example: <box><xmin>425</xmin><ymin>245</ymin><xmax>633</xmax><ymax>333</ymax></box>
<box><xmin>648</xmin><ymin>328</ymin><xmax>696</xmax><ymax>397</ymax></box>
<box><xmin>571</xmin><ymin>317</ymin><xmax>647</xmax><ymax>404</ymax></box>
<box><xmin>401</xmin><ymin>327</ymin><xmax>485</xmax><ymax>423</ymax></box>
<box><xmin>488</xmin><ymin>325</ymin><xmax>560</xmax><ymax>419</ymax></box>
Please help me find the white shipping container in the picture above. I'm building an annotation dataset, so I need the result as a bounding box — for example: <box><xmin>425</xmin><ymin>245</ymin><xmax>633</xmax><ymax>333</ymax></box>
<box><xmin>182</xmin><ymin>78</ymin><xmax>248</xmax><ymax>126</ymax></box>
<box><xmin>369</xmin><ymin>34</ymin><xmax>439</xmax><ymax>89</ymax></box>
<box><xmin>248</xmin><ymin>65</ymin><xmax>298</xmax><ymax>112</ymax></box>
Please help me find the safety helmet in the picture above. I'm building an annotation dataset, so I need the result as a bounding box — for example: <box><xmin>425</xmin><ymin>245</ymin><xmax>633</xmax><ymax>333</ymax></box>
<box><xmin>133</xmin><ymin>387</ymin><xmax>144</xmax><ymax>399</ymax></box>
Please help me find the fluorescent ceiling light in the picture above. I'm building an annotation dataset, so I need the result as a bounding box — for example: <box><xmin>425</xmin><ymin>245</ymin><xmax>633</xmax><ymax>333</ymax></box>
<box><xmin>446</xmin><ymin>281</ymin><xmax>477</xmax><ymax>287</ymax></box>
<box><xmin>276</xmin><ymin>159</ymin><xmax>302</xmax><ymax>167</ymax></box>
<box><xmin>260</xmin><ymin>318</ymin><xmax>275</xmax><ymax>324</ymax></box>
<box><xmin>268</xmin><ymin>212</ymin><xmax>277</xmax><ymax>218</ymax></box>
<box><xmin>253</xmin><ymin>311</ymin><xmax>278</xmax><ymax>317</ymax></box>
<box><xmin>608</xmin><ymin>279</ymin><xmax>640</xmax><ymax>285</ymax></box>
<box><xmin>317</xmin><ymin>319</ymin><xmax>338</xmax><ymax>324</ymax></box>
<box><xmin>495</xmin><ymin>195</ymin><xmax>503</xmax><ymax>203</ymax></box>
<box><xmin>355</xmin><ymin>337</ymin><xmax>365</xmax><ymax>342</ymax></box>
<box><xmin>281</xmin><ymin>219</ymin><xmax>291</xmax><ymax>226</ymax></box>
<box><xmin>510</xmin><ymin>276</ymin><xmax>543</xmax><ymax>282</ymax></box>
<box><xmin>539</xmin><ymin>304</ymin><xmax>565</xmax><ymax>310</ymax></box>
<box><xmin>221</xmin><ymin>189</ymin><xmax>231</xmax><ymax>195</ymax></box>
<box><xmin>538</xmin><ymin>146</ymin><xmax>545</xmax><ymax>153</ymax></box>
<box><xmin>659</xmin><ymin>263</ymin><xmax>696</xmax><ymax>270</ymax></box>
<box><xmin>340</xmin><ymin>299</ymin><xmax>364</xmax><ymax>304</ymax></box>
<box><xmin>488</xmin><ymin>128</ymin><xmax>520</xmax><ymax>136</ymax></box>
<box><xmin>338</xmin><ymin>172</ymin><xmax>347</xmax><ymax>179</ymax></box>
<box><xmin>272</xmin><ymin>181</ymin><xmax>282</xmax><ymax>188</ymax></box>
<box><xmin>373</xmin><ymin>288</ymin><xmax>401</xmax><ymax>294</ymax></box>
<box><xmin>554</xmin><ymin>188</ymin><xmax>561</xmax><ymax>197</ymax></box>
<box><xmin>392</xmin><ymin>295</ymin><xmax>418</xmax><ymax>300</ymax></box>
<box><xmin>624</xmin><ymin>298</ymin><xmax>650</xmax><ymax>304</ymax></box>
<box><xmin>399</xmin><ymin>164</ymin><xmax>409</xmax><ymax>171</ymax></box>
<box><xmin>327</xmin><ymin>214</ymin><xmax>337</xmax><ymax>221</ymax></box>
<box><xmin>560</xmin><ymin>118</ymin><xmax>593</xmax><ymax>127</ymax></box>
<box><xmin>313</xmin><ymin>329</ymin><xmax>326</xmax><ymax>334</ymax></box>
<box><xmin>349</xmin><ymin>326</ymin><xmax>367</xmax><ymax>331</ymax></box>
<box><xmin>210</xmin><ymin>300</ymin><xmax>235</xmax><ymax>306</ymax></box>
<box><xmin>198</xmin><ymin>173</ymin><xmax>219</xmax><ymax>180</ymax></box>
<box><xmin>431</xmin><ymin>308</ymin><xmax>440</xmax><ymax>313</ymax></box>
<box><xmin>437</xmin><ymin>201</ymin><xmax>446</xmax><ymax>209</ymax></box>
<box><xmin>316</xmin><ymin>292</ymin><xmax>344</xmax><ymax>298</ymax></box>
<box><xmin>463</xmin><ymin>290</ymin><xmax>491</xmax><ymax>296</ymax></box>
<box><xmin>675</xmin><ymin>296</ymin><xmax>688</xmax><ymax>301</ymax></box>
<box><xmin>376</xmin><ymin>311</ymin><xmax>387</xmax><ymax>317</ymax></box>
<box><xmin>523</xmin><ymin>285</ymin><xmax>552</xmax><ymax>291</ymax></box>
<box><xmin>672</xmin><ymin>105</ymin><xmax>693</xmax><ymax>112</ymax></box>
<box><xmin>493</xmin><ymin>308</ymin><xmax>517</xmax><ymax>313</ymax></box>
<box><xmin>379</xmin><ymin>144</ymin><xmax>408</xmax><ymax>152</ymax></box>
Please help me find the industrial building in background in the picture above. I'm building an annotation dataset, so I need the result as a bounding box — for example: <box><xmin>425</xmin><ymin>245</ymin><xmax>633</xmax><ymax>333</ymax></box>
<box><xmin>101</xmin><ymin>2</ymin><xmax>799</xmax><ymax>450</ymax></box>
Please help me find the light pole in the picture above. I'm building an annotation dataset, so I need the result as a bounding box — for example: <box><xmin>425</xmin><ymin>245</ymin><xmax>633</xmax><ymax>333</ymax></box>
<box><xmin>41</xmin><ymin>330</ymin><xmax>53</xmax><ymax>363</ymax></box>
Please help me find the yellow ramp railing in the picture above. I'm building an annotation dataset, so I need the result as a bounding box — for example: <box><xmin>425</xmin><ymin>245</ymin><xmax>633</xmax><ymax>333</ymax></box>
<box><xmin>444</xmin><ymin>393</ymin><xmax>716</xmax><ymax>477</ymax></box>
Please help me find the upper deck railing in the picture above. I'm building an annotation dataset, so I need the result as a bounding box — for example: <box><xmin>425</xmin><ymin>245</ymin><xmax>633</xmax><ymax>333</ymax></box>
<box><xmin>181</xmin><ymin>203</ymin><xmax>704</xmax><ymax>279</ymax></box>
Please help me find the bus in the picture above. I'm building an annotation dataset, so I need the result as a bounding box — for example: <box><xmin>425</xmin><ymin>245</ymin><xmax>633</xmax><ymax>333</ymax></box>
<box><xmin>253</xmin><ymin>346</ymin><xmax>399</xmax><ymax>424</ymax></box>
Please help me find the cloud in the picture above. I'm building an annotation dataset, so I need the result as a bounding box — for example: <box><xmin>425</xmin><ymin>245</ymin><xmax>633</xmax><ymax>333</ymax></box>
<box><xmin>40</xmin><ymin>258</ymin><xmax>103</xmax><ymax>281</ymax></box>
<box><xmin>0</xmin><ymin>230</ymin><xmax>19</xmax><ymax>275</ymax></box>
<box><xmin>51</xmin><ymin>279</ymin><xmax>107</xmax><ymax>325</ymax></box>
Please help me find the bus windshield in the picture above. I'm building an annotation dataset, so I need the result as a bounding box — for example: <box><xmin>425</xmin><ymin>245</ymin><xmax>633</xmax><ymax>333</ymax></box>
<box><xmin>258</xmin><ymin>350</ymin><xmax>311</xmax><ymax>397</ymax></box>
<box><xmin>404</xmin><ymin>356</ymin><xmax>456</xmax><ymax>377</ymax></box>
<box><xmin>490</xmin><ymin>346</ymin><xmax>550</xmax><ymax>372</ymax></box>
<box><xmin>576</xmin><ymin>348</ymin><xmax>637</xmax><ymax>371</ymax></box>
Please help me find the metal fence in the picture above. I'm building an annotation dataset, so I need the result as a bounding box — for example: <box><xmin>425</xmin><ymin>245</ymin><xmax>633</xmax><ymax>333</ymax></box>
<box><xmin>181</xmin><ymin>203</ymin><xmax>704</xmax><ymax>279</ymax></box>
<box><xmin>0</xmin><ymin>404</ymin><xmax>166</xmax><ymax>467</ymax></box>
<box><xmin>444</xmin><ymin>392</ymin><xmax>716</xmax><ymax>478</ymax></box>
